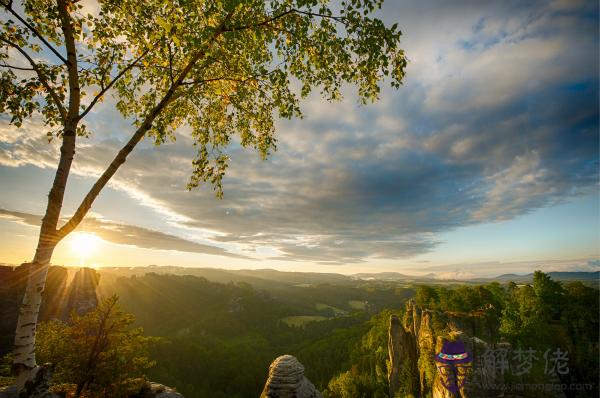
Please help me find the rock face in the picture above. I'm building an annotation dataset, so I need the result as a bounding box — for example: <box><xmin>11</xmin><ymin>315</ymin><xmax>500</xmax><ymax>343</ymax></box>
<box><xmin>0</xmin><ymin>265</ymin><xmax>100</xmax><ymax>356</ymax></box>
<box><xmin>389</xmin><ymin>300</ymin><xmax>500</xmax><ymax>398</ymax></box>
<box><xmin>0</xmin><ymin>364</ymin><xmax>62</xmax><ymax>398</ymax></box>
<box><xmin>418</xmin><ymin>310</ymin><xmax>436</xmax><ymax>397</ymax></box>
<box><xmin>260</xmin><ymin>355</ymin><xmax>323</xmax><ymax>398</ymax></box>
<box><xmin>22</xmin><ymin>364</ymin><xmax>60</xmax><ymax>398</ymax></box>
<box><xmin>432</xmin><ymin>336</ymin><xmax>467</xmax><ymax>398</ymax></box>
<box><xmin>0</xmin><ymin>265</ymin><xmax>66</xmax><ymax>356</ymax></box>
<box><xmin>0</xmin><ymin>385</ymin><xmax>17</xmax><ymax>398</ymax></box>
<box><xmin>61</xmin><ymin>267</ymin><xmax>100</xmax><ymax>320</ymax></box>
<box><xmin>388</xmin><ymin>315</ymin><xmax>419</xmax><ymax>397</ymax></box>
<box><xmin>131</xmin><ymin>382</ymin><xmax>185</xmax><ymax>398</ymax></box>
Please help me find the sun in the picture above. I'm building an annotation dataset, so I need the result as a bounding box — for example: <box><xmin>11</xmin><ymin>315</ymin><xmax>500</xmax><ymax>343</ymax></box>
<box><xmin>70</xmin><ymin>233</ymin><xmax>101</xmax><ymax>266</ymax></box>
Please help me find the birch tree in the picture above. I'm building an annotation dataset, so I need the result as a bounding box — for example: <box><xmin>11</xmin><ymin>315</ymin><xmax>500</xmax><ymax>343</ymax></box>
<box><xmin>0</xmin><ymin>0</ymin><xmax>406</xmax><ymax>389</ymax></box>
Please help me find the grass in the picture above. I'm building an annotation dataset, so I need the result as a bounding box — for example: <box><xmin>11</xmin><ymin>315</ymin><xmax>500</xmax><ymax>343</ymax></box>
<box><xmin>280</xmin><ymin>315</ymin><xmax>328</xmax><ymax>327</ymax></box>
<box><xmin>348</xmin><ymin>300</ymin><xmax>367</xmax><ymax>310</ymax></box>
<box><xmin>315</xmin><ymin>303</ymin><xmax>347</xmax><ymax>316</ymax></box>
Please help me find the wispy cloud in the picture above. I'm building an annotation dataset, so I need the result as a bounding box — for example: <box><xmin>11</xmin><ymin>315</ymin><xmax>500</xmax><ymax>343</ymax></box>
<box><xmin>0</xmin><ymin>209</ymin><xmax>250</xmax><ymax>260</ymax></box>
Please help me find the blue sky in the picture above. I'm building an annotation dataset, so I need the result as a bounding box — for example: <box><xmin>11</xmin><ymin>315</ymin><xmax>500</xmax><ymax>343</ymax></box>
<box><xmin>0</xmin><ymin>0</ymin><xmax>598</xmax><ymax>277</ymax></box>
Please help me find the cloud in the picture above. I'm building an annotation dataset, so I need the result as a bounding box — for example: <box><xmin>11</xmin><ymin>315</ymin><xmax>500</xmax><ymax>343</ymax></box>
<box><xmin>404</xmin><ymin>257</ymin><xmax>600</xmax><ymax>278</ymax></box>
<box><xmin>0</xmin><ymin>0</ymin><xmax>597</xmax><ymax>264</ymax></box>
<box><xmin>0</xmin><ymin>209</ymin><xmax>250</xmax><ymax>259</ymax></box>
<box><xmin>472</xmin><ymin>151</ymin><xmax>556</xmax><ymax>221</ymax></box>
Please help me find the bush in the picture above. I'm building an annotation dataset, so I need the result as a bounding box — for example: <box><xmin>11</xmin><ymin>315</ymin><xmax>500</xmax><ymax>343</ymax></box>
<box><xmin>36</xmin><ymin>295</ymin><xmax>158</xmax><ymax>398</ymax></box>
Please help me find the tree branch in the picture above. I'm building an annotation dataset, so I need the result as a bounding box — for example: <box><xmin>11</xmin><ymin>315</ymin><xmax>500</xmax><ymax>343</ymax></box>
<box><xmin>0</xmin><ymin>1</ymin><xmax>68</xmax><ymax>64</ymax></box>
<box><xmin>56</xmin><ymin>10</ymin><xmax>236</xmax><ymax>239</ymax></box>
<box><xmin>292</xmin><ymin>9</ymin><xmax>346</xmax><ymax>23</ymax></box>
<box><xmin>222</xmin><ymin>8</ymin><xmax>346</xmax><ymax>32</ymax></box>
<box><xmin>167</xmin><ymin>40</ymin><xmax>174</xmax><ymax>85</ymax></box>
<box><xmin>0</xmin><ymin>62</ymin><xmax>34</xmax><ymax>70</ymax></box>
<box><xmin>181</xmin><ymin>76</ymin><xmax>252</xmax><ymax>86</ymax></box>
<box><xmin>78</xmin><ymin>50</ymin><xmax>149</xmax><ymax>121</ymax></box>
<box><xmin>222</xmin><ymin>9</ymin><xmax>296</xmax><ymax>32</ymax></box>
<box><xmin>181</xmin><ymin>60</ymin><xmax>285</xmax><ymax>86</ymax></box>
<box><xmin>0</xmin><ymin>36</ymin><xmax>67</xmax><ymax>121</ymax></box>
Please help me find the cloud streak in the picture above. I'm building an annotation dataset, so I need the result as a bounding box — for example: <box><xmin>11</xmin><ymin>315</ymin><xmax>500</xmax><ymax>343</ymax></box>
<box><xmin>0</xmin><ymin>209</ymin><xmax>250</xmax><ymax>260</ymax></box>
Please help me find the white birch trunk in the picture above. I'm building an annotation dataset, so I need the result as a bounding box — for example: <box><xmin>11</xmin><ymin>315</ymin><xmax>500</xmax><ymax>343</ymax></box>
<box><xmin>13</xmin><ymin>246</ymin><xmax>54</xmax><ymax>390</ymax></box>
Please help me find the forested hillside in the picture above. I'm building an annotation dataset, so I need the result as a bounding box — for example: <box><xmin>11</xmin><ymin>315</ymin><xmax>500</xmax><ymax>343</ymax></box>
<box><xmin>1</xmin><ymin>266</ymin><xmax>597</xmax><ymax>397</ymax></box>
<box><xmin>96</xmin><ymin>271</ymin><xmax>413</xmax><ymax>397</ymax></box>
<box><xmin>324</xmin><ymin>272</ymin><xmax>599</xmax><ymax>398</ymax></box>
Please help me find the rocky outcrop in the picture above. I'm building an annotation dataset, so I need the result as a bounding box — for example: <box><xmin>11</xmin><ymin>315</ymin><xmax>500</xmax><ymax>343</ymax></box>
<box><xmin>131</xmin><ymin>381</ymin><xmax>184</xmax><ymax>398</ymax></box>
<box><xmin>0</xmin><ymin>364</ymin><xmax>60</xmax><ymax>398</ymax></box>
<box><xmin>432</xmin><ymin>336</ymin><xmax>468</xmax><ymax>398</ymax></box>
<box><xmin>0</xmin><ymin>265</ymin><xmax>67</xmax><ymax>356</ymax></box>
<box><xmin>21</xmin><ymin>364</ymin><xmax>60</xmax><ymax>398</ymax></box>
<box><xmin>0</xmin><ymin>380</ymin><xmax>185</xmax><ymax>398</ymax></box>
<box><xmin>0</xmin><ymin>386</ymin><xmax>17</xmax><ymax>398</ymax></box>
<box><xmin>260</xmin><ymin>355</ymin><xmax>322</xmax><ymax>398</ymax></box>
<box><xmin>62</xmin><ymin>267</ymin><xmax>100</xmax><ymax>320</ymax></box>
<box><xmin>404</xmin><ymin>299</ymin><xmax>422</xmax><ymax>343</ymax></box>
<box><xmin>417</xmin><ymin>310</ymin><xmax>436</xmax><ymax>396</ymax></box>
<box><xmin>388</xmin><ymin>315</ymin><xmax>419</xmax><ymax>397</ymax></box>
<box><xmin>40</xmin><ymin>267</ymin><xmax>69</xmax><ymax>320</ymax></box>
<box><xmin>389</xmin><ymin>301</ymin><xmax>503</xmax><ymax>398</ymax></box>
<box><xmin>0</xmin><ymin>265</ymin><xmax>100</xmax><ymax>356</ymax></box>
<box><xmin>413</xmin><ymin>303</ymin><xmax>421</xmax><ymax>344</ymax></box>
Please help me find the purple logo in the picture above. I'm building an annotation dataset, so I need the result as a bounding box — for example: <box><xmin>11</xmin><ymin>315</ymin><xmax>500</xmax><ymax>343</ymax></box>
<box><xmin>434</xmin><ymin>339</ymin><xmax>472</xmax><ymax>394</ymax></box>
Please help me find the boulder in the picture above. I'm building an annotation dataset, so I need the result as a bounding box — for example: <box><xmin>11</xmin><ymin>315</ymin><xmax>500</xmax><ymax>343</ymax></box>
<box><xmin>260</xmin><ymin>355</ymin><xmax>322</xmax><ymax>398</ymax></box>
<box><xmin>0</xmin><ymin>385</ymin><xmax>17</xmax><ymax>398</ymax></box>
<box><xmin>3</xmin><ymin>364</ymin><xmax>60</xmax><ymax>398</ymax></box>
<box><xmin>132</xmin><ymin>381</ymin><xmax>184</xmax><ymax>398</ymax></box>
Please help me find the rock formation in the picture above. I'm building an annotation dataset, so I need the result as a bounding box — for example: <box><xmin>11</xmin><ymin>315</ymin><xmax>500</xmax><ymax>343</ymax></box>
<box><xmin>388</xmin><ymin>301</ymin><xmax>502</xmax><ymax>398</ymax></box>
<box><xmin>431</xmin><ymin>336</ymin><xmax>468</xmax><ymax>398</ymax></box>
<box><xmin>0</xmin><ymin>265</ymin><xmax>66</xmax><ymax>356</ymax></box>
<box><xmin>260</xmin><ymin>355</ymin><xmax>322</xmax><ymax>398</ymax></box>
<box><xmin>417</xmin><ymin>310</ymin><xmax>436</xmax><ymax>397</ymax></box>
<box><xmin>61</xmin><ymin>267</ymin><xmax>100</xmax><ymax>320</ymax></box>
<box><xmin>413</xmin><ymin>302</ymin><xmax>421</xmax><ymax>345</ymax></box>
<box><xmin>388</xmin><ymin>315</ymin><xmax>419</xmax><ymax>398</ymax></box>
<box><xmin>0</xmin><ymin>364</ymin><xmax>59</xmax><ymax>398</ymax></box>
<box><xmin>131</xmin><ymin>381</ymin><xmax>185</xmax><ymax>398</ymax></box>
<box><xmin>0</xmin><ymin>265</ymin><xmax>99</xmax><ymax>356</ymax></box>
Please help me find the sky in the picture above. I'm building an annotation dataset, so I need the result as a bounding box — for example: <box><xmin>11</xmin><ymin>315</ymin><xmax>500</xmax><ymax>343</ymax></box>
<box><xmin>0</xmin><ymin>0</ymin><xmax>598</xmax><ymax>278</ymax></box>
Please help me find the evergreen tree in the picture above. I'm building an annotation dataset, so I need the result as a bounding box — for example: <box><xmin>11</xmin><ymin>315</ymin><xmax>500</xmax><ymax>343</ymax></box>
<box><xmin>36</xmin><ymin>295</ymin><xmax>157</xmax><ymax>397</ymax></box>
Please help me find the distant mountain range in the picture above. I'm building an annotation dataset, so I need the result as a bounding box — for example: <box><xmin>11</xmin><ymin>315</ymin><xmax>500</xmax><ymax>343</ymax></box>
<box><xmin>3</xmin><ymin>263</ymin><xmax>597</xmax><ymax>287</ymax></box>
<box><xmin>353</xmin><ymin>271</ymin><xmax>599</xmax><ymax>283</ymax></box>
<box><xmin>478</xmin><ymin>271</ymin><xmax>600</xmax><ymax>283</ymax></box>
<box><xmin>94</xmin><ymin>265</ymin><xmax>599</xmax><ymax>286</ymax></box>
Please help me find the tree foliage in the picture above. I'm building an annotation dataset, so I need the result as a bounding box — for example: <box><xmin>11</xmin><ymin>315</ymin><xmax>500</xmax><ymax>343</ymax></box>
<box><xmin>36</xmin><ymin>295</ymin><xmax>158</xmax><ymax>397</ymax></box>
<box><xmin>324</xmin><ymin>310</ymin><xmax>395</xmax><ymax>398</ymax></box>
<box><xmin>1</xmin><ymin>0</ymin><xmax>406</xmax><ymax>197</ymax></box>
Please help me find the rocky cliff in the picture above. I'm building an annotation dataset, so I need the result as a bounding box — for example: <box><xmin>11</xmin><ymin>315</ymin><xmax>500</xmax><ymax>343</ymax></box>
<box><xmin>61</xmin><ymin>267</ymin><xmax>100</xmax><ymax>319</ymax></box>
<box><xmin>0</xmin><ymin>264</ymin><xmax>99</xmax><ymax>355</ymax></box>
<box><xmin>388</xmin><ymin>314</ymin><xmax>419</xmax><ymax>397</ymax></box>
<box><xmin>388</xmin><ymin>300</ymin><xmax>499</xmax><ymax>398</ymax></box>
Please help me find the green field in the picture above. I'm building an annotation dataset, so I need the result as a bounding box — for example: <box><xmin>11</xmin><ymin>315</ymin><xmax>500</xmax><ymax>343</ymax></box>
<box><xmin>348</xmin><ymin>300</ymin><xmax>368</xmax><ymax>310</ymax></box>
<box><xmin>315</xmin><ymin>303</ymin><xmax>347</xmax><ymax>316</ymax></box>
<box><xmin>280</xmin><ymin>315</ymin><xmax>329</xmax><ymax>327</ymax></box>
